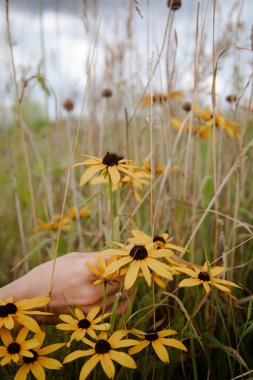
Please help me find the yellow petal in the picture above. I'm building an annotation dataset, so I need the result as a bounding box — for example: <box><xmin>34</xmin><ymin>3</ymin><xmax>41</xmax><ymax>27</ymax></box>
<box><xmin>39</xmin><ymin>343</ymin><xmax>65</xmax><ymax>356</ymax></box>
<box><xmin>14</xmin><ymin>364</ymin><xmax>30</xmax><ymax>380</ymax></box>
<box><xmin>0</xmin><ymin>328</ymin><xmax>13</xmax><ymax>346</ymax></box>
<box><xmin>109</xmin><ymin>350</ymin><xmax>137</xmax><ymax>369</ymax></box>
<box><xmin>79</xmin><ymin>354</ymin><xmax>100</xmax><ymax>380</ymax></box>
<box><xmin>152</xmin><ymin>340</ymin><xmax>169</xmax><ymax>363</ymax></box>
<box><xmin>214</xmin><ymin>278</ymin><xmax>242</xmax><ymax>288</ymax></box>
<box><xmin>16</xmin><ymin>297</ymin><xmax>50</xmax><ymax>310</ymax></box>
<box><xmin>128</xmin><ymin>340</ymin><xmax>149</xmax><ymax>355</ymax></box>
<box><xmin>145</xmin><ymin>258</ymin><xmax>173</xmax><ymax>280</ymax></box>
<box><xmin>80</xmin><ymin>165</ymin><xmax>105</xmax><ymax>187</ymax></box>
<box><xmin>139</xmin><ymin>260</ymin><xmax>152</xmax><ymax>286</ymax></box>
<box><xmin>15</xmin><ymin>314</ymin><xmax>41</xmax><ymax>333</ymax></box>
<box><xmin>124</xmin><ymin>261</ymin><xmax>140</xmax><ymax>289</ymax></box>
<box><xmin>105</xmin><ymin>256</ymin><xmax>132</xmax><ymax>276</ymax></box>
<box><xmin>160</xmin><ymin>338</ymin><xmax>187</xmax><ymax>351</ymax></box>
<box><xmin>31</xmin><ymin>362</ymin><xmax>45</xmax><ymax>380</ymax></box>
<box><xmin>100</xmin><ymin>354</ymin><xmax>115</xmax><ymax>379</ymax></box>
<box><xmin>178</xmin><ymin>279</ymin><xmax>201</xmax><ymax>287</ymax></box>
<box><xmin>16</xmin><ymin>327</ymin><xmax>29</xmax><ymax>344</ymax></box>
<box><xmin>38</xmin><ymin>357</ymin><xmax>62</xmax><ymax>370</ymax></box>
<box><xmin>213</xmin><ymin>283</ymin><xmax>232</xmax><ymax>293</ymax></box>
<box><xmin>108</xmin><ymin>166</ymin><xmax>121</xmax><ymax>186</ymax></box>
<box><xmin>158</xmin><ymin>330</ymin><xmax>177</xmax><ymax>337</ymax></box>
<box><xmin>63</xmin><ymin>349</ymin><xmax>94</xmax><ymax>364</ymax></box>
<box><xmin>203</xmin><ymin>282</ymin><xmax>211</xmax><ymax>293</ymax></box>
<box><xmin>87</xmin><ymin>306</ymin><xmax>100</xmax><ymax>321</ymax></box>
<box><xmin>210</xmin><ymin>266</ymin><xmax>224</xmax><ymax>277</ymax></box>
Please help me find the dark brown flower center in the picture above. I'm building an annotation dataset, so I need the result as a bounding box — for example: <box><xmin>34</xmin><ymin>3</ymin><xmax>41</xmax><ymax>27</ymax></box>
<box><xmin>153</xmin><ymin>236</ymin><xmax>166</xmax><ymax>244</ymax></box>
<box><xmin>7</xmin><ymin>342</ymin><xmax>20</xmax><ymax>354</ymax></box>
<box><xmin>130</xmin><ymin>245</ymin><xmax>148</xmax><ymax>260</ymax></box>
<box><xmin>23</xmin><ymin>349</ymin><xmax>38</xmax><ymax>363</ymax></box>
<box><xmin>95</xmin><ymin>339</ymin><xmax>111</xmax><ymax>354</ymax></box>
<box><xmin>0</xmin><ymin>303</ymin><xmax>17</xmax><ymax>318</ymax></box>
<box><xmin>77</xmin><ymin>318</ymin><xmax>91</xmax><ymax>329</ymax></box>
<box><xmin>102</xmin><ymin>152</ymin><xmax>123</xmax><ymax>166</ymax></box>
<box><xmin>145</xmin><ymin>329</ymin><xmax>158</xmax><ymax>341</ymax></box>
<box><xmin>198</xmin><ymin>271</ymin><xmax>210</xmax><ymax>281</ymax></box>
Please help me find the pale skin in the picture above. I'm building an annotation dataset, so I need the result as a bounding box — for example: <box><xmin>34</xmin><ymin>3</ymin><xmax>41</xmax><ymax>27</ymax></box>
<box><xmin>0</xmin><ymin>252</ymin><xmax>128</xmax><ymax>322</ymax></box>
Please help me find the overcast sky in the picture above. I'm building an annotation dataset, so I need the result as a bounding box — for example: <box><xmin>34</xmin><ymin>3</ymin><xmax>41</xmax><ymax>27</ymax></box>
<box><xmin>0</xmin><ymin>0</ymin><xmax>252</xmax><ymax>119</ymax></box>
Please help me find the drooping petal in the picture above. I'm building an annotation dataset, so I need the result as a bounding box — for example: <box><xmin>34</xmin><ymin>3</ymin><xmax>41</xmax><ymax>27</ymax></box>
<box><xmin>80</xmin><ymin>165</ymin><xmax>105</xmax><ymax>187</ymax></box>
<box><xmin>160</xmin><ymin>338</ymin><xmax>187</xmax><ymax>351</ymax></box>
<box><xmin>15</xmin><ymin>314</ymin><xmax>41</xmax><ymax>333</ymax></box>
<box><xmin>79</xmin><ymin>354</ymin><xmax>100</xmax><ymax>380</ymax></box>
<box><xmin>214</xmin><ymin>278</ymin><xmax>242</xmax><ymax>288</ymax></box>
<box><xmin>124</xmin><ymin>261</ymin><xmax>140</xmax><ymax>289</ymax></box>
<box><xmin>14</xmin><ymin>364</ymin><xmax>30</xmax><ymax>380</ymax></box>
<box><xmin>202</xmin><ymin>282</ymin><xmax>211</xmax><ymax>293</ymax></box>
<box><xmin>145</xmin><ymin>258</ymin><xmax>173</xmax><ymax>280</ymax></box>
<box><xmin>139</xmin><ymin>260</ymin><xmax>152</xmax><ymax>286</ymax></box>
<box><xmin>152</xmin><ymin>340</ymin><xmax>169</xmax><ymax>363</ymax></box>
<box><xmin>108</xmin><ymin>166</ymin><xmax>121</xmax><ymax>186</ymax></box>
<box><xmin>30</xmin><ymin>362</ymin><xmax>46</xmax><ymax>380</ymax></box>
<box><xmin>213</xmin><ymin>283</ymin><xmax>231</xmax><ymax>293</ymax></box>
<box><xmin>109</xmin><ymin>350</ymin><xmax>137</xmax><ymax>369</ymax></box>
<box><xmin>100</xmin><ymin>354</ymin><xmax>115</xmax><ymax>379</ymax></box>
<box><xmin>105</xmin><ymin>256</ymin><xmax>132</xmax><ymax>276</ymax></box>
<box><xmin>128</xmin><ymin>340</ymin><xmax>150</xmax><ymax>355</ymax></box>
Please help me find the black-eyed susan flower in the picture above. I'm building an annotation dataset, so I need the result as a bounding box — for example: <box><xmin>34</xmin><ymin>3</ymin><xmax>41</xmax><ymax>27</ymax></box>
<box><xmin>85</xmin><ymin>256</ymin><xmax>123</xmax><ymax>286</ymax></box>
<box><xmin>36</xmin><ymin>218</ymin><xmax>70</xmax><ymax>232</ymax></box>
<box><xmin>0</xmin><ymin>296</ymin><xmax>51</xmax><ymax>332</ymax></box>
<box><xmin>141</xmin><ymin>92</ymin><xmax>183</xmax><ymax>107</ymax></box>
<box><xmin>100</xmin><ymin>240</ymin><xmax>174</xmax><ymax>290</ymax></box>
<box><xmin>171</xmin><ymin>117</ymin><xmax>211</xmax><ymax>140</ymax></box>
<box><xmin>193</xmin><ymin>105</ymin><xmax>240</xmax><ymax>138</ymax></box>
<box><xmin>53</xmin><ymin>206</ymin><xmax>90</xmax><ymax>222</ymax></box>
<box><xmin>0</xmin><ymin>327</ymin><xmax>39</xmax><ymax>366</ymax></box>
<box><xmin>129</xmin><ymin>328</ymin><xmax>187</xmax><ymax>363</ymax></box>
<box><xmin>128</xmin><ymin>229</ymin><xmax>185</xmax><ymax>254</ymax></box>
<box><xmin>56</xmin><ymin>306</ymin><xmax>110</xmax><ymax>347</ymax></box>
<box><xmin>178</xmin><ymin>262</ymin><xmax>241</xmax><ymax>296</ymax></box>
<box><xmin>73</xmin><ymin>152</ymin><xmax>143</xmax><ymax>187</ymax></box>
<box><xmin>63</xmin><ymin>330</ymin><xmax>137</xmax><ymax>380</ymax></box>
<box><xmin>142</xmin><ymin>159</ymin><xmax>165</xmax><ymax>174</ymax></box>
<box><xmin>14</xmin><ymin>330</ymin><xmax>64</xmax><ymax>380</ymax></box>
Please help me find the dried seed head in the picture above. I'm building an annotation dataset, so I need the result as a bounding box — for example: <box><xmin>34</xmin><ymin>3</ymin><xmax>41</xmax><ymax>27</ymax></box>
<box><xmin>182</xmin><ymin>101</ymin><xmax>192</xmax><ymax>112</ymax></box>
<box><xmin>102</xmin><ymin>88</ymin><xmax>113</xmax><ymax>98</ymax></box>
<box><xmin>226</xmin><ymin>95</ymin><xmax>237</xmax><ymax>103</ymax></box>
<box><xmin>63</xmin><ymin>98</ymin><xmax>74</xmax><ymax>112</ymax></box>
<box><xmin>167</xmin><ymin>0</ymin><xmax>182</xmax><ymax>11</ymax></box>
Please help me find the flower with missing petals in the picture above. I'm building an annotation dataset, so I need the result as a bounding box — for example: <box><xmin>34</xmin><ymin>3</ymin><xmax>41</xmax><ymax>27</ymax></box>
<box><xmin>178</xmin><ymin>262</ymin><xmax>241</xmax><ymax>297</ymax></box>
<box><xmin>129</xmin><ymin>328</ymin><xmax>187</xmax><ymax>363</ymax></box>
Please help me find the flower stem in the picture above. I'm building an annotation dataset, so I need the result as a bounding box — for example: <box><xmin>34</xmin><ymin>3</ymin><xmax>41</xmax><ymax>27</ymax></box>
<box><xmin>108</xmin><ymin>177</ymin><xmax>114</xmax><ymax>241</ymax></box>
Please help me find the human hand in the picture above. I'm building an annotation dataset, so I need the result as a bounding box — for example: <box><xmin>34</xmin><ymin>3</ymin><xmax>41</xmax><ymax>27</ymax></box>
<box><xmin>0</xmin><ymin>252</ymin><xmax>128</xmax><ymax>321</ymax></box>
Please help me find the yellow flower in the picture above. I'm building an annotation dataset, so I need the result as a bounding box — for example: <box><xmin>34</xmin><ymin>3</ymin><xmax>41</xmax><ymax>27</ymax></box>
<box><xmin>63</xmin><ymin>330</ymin><xmax>137</xmax><ymax>380</ymax></box>
<box><xmin>0</xmin><ymin>297</ymin><xmax>51</xmax><ymax>332</ymax></box>
<box><xmin>142</xmin><ymin>159</ymin><xmax>165</xmax><ymax>174</ymax></box>
<box><xmin>193</xmin><ymin>105</ymin><xmax>240</xmax><ymax>139</ymax></box>
<box><xmin>36</xmin><ymin>218</ymin><xmax>70</xmax><ymax>232</ymax></box>
<box><xmin>53</xmin><ymin>206</ymin><xmax>90</xmax><ymax>222</ymax></box>
<box><xmin>86</xmin><ymin>257</ymin><xmax>123</xmax><ymax>286</ymax></box>
<box><xmin>0</xmin><ymin>327</ymin><xmax>39</xmax><ymax>366</ymax></box>
<box><xmin>100</xmin><ymin>239</ymin><xmax>174</xmax><ymax>290</ymax></box>
<box><xmin>141</xmin><ymin>91</ymin><xmax>183</xmax><ymax>107</ymax></box>
<box><xmin>14</xmin><ymin>330</ymin><xmax>64</xmax><ymax>380</ymax></box>
<box><xmin>171</xmin><ymin>117</ymin><xmax>211</xmax><ymax>139</ymax></box>
<box><xmin>120</xmin><ymin>170</ymin><xmax>151</xmax><ymax>202</ymax></box>
<box><xmin>73</xmin><ymin>152</ymin><xmax>143</xmax><ymax>188</ymax></box>
<box><xmin>56</xmin><ymin>306</ymin><xmax>110</xmax><ymax>347</ymax></box>
<box><xmin>128</xmin><ymin>229</ymin><xmax>185</xmax><ymax>254</ymax></box>
<box><xmin>129</xmin><ymin>328</ymin><xmax>187</xmax><ymax>363</ymax></box>
<box><xmin>178</xmin><ymin>262</ymin><xmax>241</xmax><ymax>296</ymax></box>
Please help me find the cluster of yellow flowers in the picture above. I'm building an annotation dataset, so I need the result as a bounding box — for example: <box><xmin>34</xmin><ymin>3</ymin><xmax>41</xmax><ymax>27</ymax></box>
<box><xmin>0</xmin><ymin>150</ymin><xmax>241</xmax><ymax>380</ymax></box>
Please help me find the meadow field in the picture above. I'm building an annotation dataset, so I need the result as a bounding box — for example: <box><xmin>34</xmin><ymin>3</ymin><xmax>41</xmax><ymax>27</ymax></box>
<box><xmin>0</xmin><ymin>0</ymin><xmax>253</xmax><ymax>379</ymax></box>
